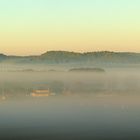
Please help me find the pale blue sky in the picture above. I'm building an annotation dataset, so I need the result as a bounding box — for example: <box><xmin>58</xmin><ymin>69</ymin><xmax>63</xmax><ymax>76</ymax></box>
<box><xmin>0</xmin><ymin>0</ymin><xmax>139</xmax><ymax>26</ymax></box>
<box><xmin>0</xmin><ymin>0</ymin><xmax>140</xmax><ymax>55</ymax></box>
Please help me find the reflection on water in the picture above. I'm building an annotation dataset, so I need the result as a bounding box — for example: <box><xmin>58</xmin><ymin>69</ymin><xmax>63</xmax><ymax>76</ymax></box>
<box><xmin>0</xmin><ymin>71</ymin><xmax>140</xmax><ymax>140</ymax></box>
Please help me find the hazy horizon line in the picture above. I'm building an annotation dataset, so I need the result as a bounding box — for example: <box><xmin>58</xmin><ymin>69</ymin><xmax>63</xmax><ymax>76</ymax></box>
<box><xmin>1</xmin><ymin>50</ymin><xmax>140</xmax><ymax>57</ymax></box>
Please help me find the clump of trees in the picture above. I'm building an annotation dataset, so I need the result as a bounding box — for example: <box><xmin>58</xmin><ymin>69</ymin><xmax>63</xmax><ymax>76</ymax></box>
<box><xmin>69</xmin><ymin>68</ymin><xmax>105</xmax><ymax>73</ymax></box>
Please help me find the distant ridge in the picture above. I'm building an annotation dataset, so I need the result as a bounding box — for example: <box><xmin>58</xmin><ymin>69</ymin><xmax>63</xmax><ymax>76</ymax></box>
<box><xmin>0</xmin><ymin>54</ymin><xmax>8</xmax><ymax>61</ymax></box>
<box><xmin>0</xmin><ymin>51</ymin><xmax>140</xmax><ymax>66</ymax></box>
<box><xmin>0</xmin><ymin>53</ymin><xmax>7</xmax><ymax>57</ymax></box>
<box><xmin>41</xmin><ymin>50</ymin><xmax>140</xmax><ymax>56</ymax></box>
<box><xmin>1</xmin><ymin>51</ymin><xmax>140</xmax><ymax>57</ymax></box>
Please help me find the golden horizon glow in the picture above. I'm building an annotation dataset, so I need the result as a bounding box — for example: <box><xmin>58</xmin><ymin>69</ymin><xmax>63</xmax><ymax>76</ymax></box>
<box><xmin>0</xmin><ymin>0</ymin><xmax>140</xmax><ymax>55</ymax></box>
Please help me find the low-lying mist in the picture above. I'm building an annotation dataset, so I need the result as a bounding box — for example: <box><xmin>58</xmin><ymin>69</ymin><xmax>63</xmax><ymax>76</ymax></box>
<box><xmin>0</xmin><ymin>66</ymin><xmax>140</xmax><ymax>99</ymax></box>
<box><xmin>1</xmin><ymin>65</ymin><xmax>140</xmax><ymax>140</ymax></box>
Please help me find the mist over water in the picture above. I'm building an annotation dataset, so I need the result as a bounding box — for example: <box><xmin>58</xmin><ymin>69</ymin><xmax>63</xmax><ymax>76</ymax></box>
<box><xmin>0</xmin><ymin>66</ymin><xmax>140</xmax><ymax>140</ymax></box>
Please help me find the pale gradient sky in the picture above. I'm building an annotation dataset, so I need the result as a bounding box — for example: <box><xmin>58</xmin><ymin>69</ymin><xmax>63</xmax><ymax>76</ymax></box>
<box><xmin>0</xmin><ymin>0</ymin><xmax>140</xmax><ymax>55</ymax></box>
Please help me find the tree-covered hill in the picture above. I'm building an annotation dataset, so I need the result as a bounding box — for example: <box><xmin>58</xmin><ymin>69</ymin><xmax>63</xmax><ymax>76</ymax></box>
<box><xmin>0</xmin><ymin>51</ymin><xmax>140</xmax><ymax>66</ymax></box>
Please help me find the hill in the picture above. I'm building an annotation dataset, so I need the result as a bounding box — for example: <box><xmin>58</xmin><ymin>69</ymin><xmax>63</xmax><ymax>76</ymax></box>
<box><xmin>0</xmin><ymin>51</ymin><xmax>140</xmax><ymax>67</ymax></box>
<box><xmin>0</xmin><ymin>54</ymin><xmax>8</xmax><ymax>62</ymax></box>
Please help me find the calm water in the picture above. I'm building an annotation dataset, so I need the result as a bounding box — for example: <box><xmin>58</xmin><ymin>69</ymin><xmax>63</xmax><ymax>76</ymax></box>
<box><xmin>0</xmin><ymin>71</ymin><xmax>140</xmax><ymax>140</ymax></box>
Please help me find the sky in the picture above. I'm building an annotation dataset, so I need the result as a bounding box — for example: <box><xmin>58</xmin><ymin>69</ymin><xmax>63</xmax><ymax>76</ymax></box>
<box><xmin>0</xmin><ymin>0</ymin><xmax>140</xmax><ymax>55</ymax></box>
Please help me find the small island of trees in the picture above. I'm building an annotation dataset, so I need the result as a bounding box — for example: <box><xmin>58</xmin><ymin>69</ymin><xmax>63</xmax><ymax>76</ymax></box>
<box><xmin>69</xmin><ymin>68</ymin><xmax>105</xmax><ymax>73</ymax></box>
